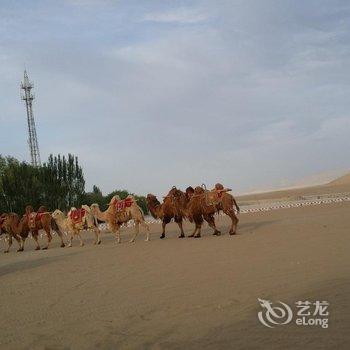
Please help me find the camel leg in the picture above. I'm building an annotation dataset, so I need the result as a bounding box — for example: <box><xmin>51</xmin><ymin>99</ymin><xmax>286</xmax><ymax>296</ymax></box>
<box><xmin>93</xmin><ymin>227</ymin><xmax>101</xmax><ymax>245</ymax></box>
<box><xmin>42</xmin><ymin>228</ymin><xmax>52</xmax><ymax>250</ymax></box>
<box><xmin>194</xmin><ymin>216</ymin><xmax>203</xmax><ymax>238</ymax></box>
<box><xmin>14</xmin><ymin>234</ymin><xmax>23</xmax><ymax>252</ymax></box>
<box><xmin>130</xmin><ymin>222</ymin><xmax>139</xmax><ymax>243</ymax></box>
<box><xmin>141</xmin><ymin>221</ymin><xmax>150</xmax><ymax>231</ymax></box>
<box><xmin>188</xmin><ymin>226</ymin><xmax>197</xmax><ymax>238</ymax></box>
<box><xmin>145</xmin><ymin>229</ymin><xmax>150</xmax><ymax>242</ymax></box>
<box><xmin>194</xmin><ymin>224</ymin><xmax>202</xmax><ymax>238</ymax></box>
<box><xmin>17</xmin><ymin>237</ymin><xmax>26</xmax><ymax>252</ymax></box>
<box><xmin>174</xmin><ymin>216</ymin><xmax>185</xmax><ymax>238</ymax></box>
<box><xmin>204</xmin><ymin>214</ymin><xmax>221</xmax><ymax>236</ymax></box>
<box><xmin>225</xmin><ymin>209</ymin><xmax>239</xmax><ymax>235</ymax></box>
<box><xmin>160</xmin><ymin>217</ymin><xmax>171</xmax><ymax>239</ymax></box>
<box><xmin>32</xmin><ymin>231</ymin><xmax>41</xmax><ymax>250</ymax></box>
<box><xmin>21</xmin><ymin>237</ymin><xmax>26</xmax><ymax>251</ymax></box>
<box><xmin>67</xmin><ymin>233</ymin><xmax>74</xmax><ymax>247</ymax></box>
<box><xmin>189</xmin><ymin>216</ymin><xmax>203</xmax><ymax>238</ymax></box>
<box><xmin>55</xmin><ymin>228</ymin><xmax>66</xmax><ymax>248</ymax></box>
<box><xmin>4</xmin><ymin>235</ymin><xmax>12</xmax><ymax>253</ymax></box>
<box><xmin>114</xmin><ymin>224</ymin><xmax>121</xmax><ymax>244</ymax></box>
<box><xmin>78</xmin><ymin>233</ymin><xmax>84</xmax><ymax>247</ymax></box>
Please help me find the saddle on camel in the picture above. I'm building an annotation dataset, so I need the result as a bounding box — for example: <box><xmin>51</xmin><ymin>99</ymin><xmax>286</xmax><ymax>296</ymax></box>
<box><xmin>206</xmin><ymin>183</ymin><xmax>239</xmax><ymax>211</ymax></box>
<box><xmin>90</xmin><ymin>195</ymin><xmax>149</xmax><ymax>243</ymax></box>
<box><xmin>52</xmin><ymin>205</ymin><xmax>100</xmax><ymax>247</ymax></box>
<box><xmin>185</xmin><ymin>183</ymin><xmax>240</xmax><ymax>238</ymax></box>
<box><xmin>68</xmin><ymin>207</ymin><xmax>87</xmax><ymax>228</ymax></box>
<box><xmin>111</xmin><ymin>196</ymin><xmax>134</xmax><ymax>222</ymax></box>
<box><xmin>24</xmin><ymin>205</ymin><xmax>65</xmax><ymax>250</ymax></box>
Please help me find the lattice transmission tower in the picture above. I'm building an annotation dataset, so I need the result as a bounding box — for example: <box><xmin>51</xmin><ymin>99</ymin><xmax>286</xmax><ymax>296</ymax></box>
<box><xmin>21</xmin><ymin>70</ymin><xmax>41</xmax><ymax>166</ymax></box>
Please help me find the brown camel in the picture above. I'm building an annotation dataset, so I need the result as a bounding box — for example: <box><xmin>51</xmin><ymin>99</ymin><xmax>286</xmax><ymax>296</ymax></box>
<box><xmin>146</xmin><ymin>187</ymin><xmax>188</xmax><ymax>239</ymax></box>
<box><xmin>24</xmin><ymin>205</ymin><xmax>66</xmax><ymax>250</ymax></box>
<box><xmin>0</xmin><ymin>213</ymin><xmax>30</xmax><ymax>253</ymax></box>
<box><xmin>185</xmin><ymin>183</ymin><xmax>239</xmax><ymax>238</ymax></box>
<box><xmin>52</xmin><ymin>205</ymin><xmax>101</xmax><ymax>247</ymax></box>
<box><xmin>90</xmin><ymin>195</ymin><xmax>149</xmax><ymax>243</ymax></box>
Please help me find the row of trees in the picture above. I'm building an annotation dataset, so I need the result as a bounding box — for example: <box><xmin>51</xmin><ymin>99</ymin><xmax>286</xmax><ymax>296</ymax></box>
<box><xmin>0</xmin><ymin>154</ymin><xmax>148</xmax><ymax>215</ymax></box>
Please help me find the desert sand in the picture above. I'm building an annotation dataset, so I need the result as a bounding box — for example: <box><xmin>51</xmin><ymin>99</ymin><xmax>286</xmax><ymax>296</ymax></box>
<box><xmin>0</xmin><ymin>179</ymin><xmax>350</xmax><ymax>349</ymax></box>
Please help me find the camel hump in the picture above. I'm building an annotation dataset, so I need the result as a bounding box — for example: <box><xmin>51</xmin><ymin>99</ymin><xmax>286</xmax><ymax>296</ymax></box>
<box><xmin>109</xmin><ymin>195</ymin><xmax>121</xmax><ymax>204</ymax></box>
<box><xmin>215</xmin><ymin>183</ymin><xmax>224</xmax><ymax>190</ymax></box>
<box><xmin>194</xmin><ymin>186</ymin><xmax>205</xmax><ymax>194</ymax></box>
<box><xmin>25</xmin><ymin>205</ymin><xmax>34</xmax><ymax>214</ymax></box>
<box><xmin>37</xmin><ymin>205</ymin><xmax>47</xmax><ymax>213</ymax></box>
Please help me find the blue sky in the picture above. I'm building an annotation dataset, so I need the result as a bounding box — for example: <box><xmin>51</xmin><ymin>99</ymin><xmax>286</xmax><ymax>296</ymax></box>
<box><xmin>1</xmin><ymin>0</ymin><xmax>350</xmax><ymax>196</ymax></box>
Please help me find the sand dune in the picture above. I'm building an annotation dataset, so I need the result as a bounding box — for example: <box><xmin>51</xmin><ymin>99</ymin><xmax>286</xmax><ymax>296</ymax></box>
<box><xmin>327</xmin><ymin>172</ymin><xmax>350</xmax><ymax>186</ymax></box>
<box><xmin>0</xmin><ymin>196</ymin><xmax>349</xmax><ymax>349</ymax></box>
<box><xmin>238</xmin><ymin>172</ymin><xmax>350</xmax><ymax>203</ymax></box>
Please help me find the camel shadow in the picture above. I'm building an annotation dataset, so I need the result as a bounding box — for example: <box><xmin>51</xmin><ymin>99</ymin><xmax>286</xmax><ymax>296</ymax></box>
<box><xmin>0</xmin><ymin>251</ymin><xmax>81</xmax><ymax>277</ymax></box>
<box><xmin>233</xmin><ymin>219</ymin><xmax>278</xmax><ymax>235</ymax></box>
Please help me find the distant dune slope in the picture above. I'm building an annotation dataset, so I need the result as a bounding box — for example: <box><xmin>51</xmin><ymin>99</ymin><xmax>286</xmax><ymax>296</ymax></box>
<box><xmin>238</xmin><ymin>172</ymin><xmax>350</xmax><ymax>202</ymax></box>
<box><xmin>327</xmin><ymin>172</ymin><xmax>350</xmax><ymax>186</ymax></box>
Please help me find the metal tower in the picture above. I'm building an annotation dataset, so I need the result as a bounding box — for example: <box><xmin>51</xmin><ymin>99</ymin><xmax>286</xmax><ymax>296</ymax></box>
<box><xmin>21</xmin><ymin>70</ymin><xmax>41</xmax><ymax>166</ymax></box>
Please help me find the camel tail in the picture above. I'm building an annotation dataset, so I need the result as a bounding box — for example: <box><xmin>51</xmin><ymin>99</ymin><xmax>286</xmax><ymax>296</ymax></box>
<box><xmin>233</xmin><ymin>197</ymin><xmax>240</xmax><ymax>213</ymax></box>
<box><xmin>51</xmin><ymin>217</ymin><xmax>60</xmax><ymax>232</ymax></box>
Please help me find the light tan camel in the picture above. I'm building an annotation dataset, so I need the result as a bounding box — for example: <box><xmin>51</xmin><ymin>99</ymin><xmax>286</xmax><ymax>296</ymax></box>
<box><xmin>90</xmin><ymin>195</ymin><xmax>150</xmax><ymax>243</ymax></box>
<box><xmin>52</xmin><ymin>205</ymin><xmax>101</xmax><ymax>247</ymax></box>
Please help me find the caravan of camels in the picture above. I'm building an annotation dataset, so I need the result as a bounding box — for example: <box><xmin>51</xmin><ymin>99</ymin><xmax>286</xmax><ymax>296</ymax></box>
<box><xmin>0</xmin><ymin>183</ymin><xmax>239</xmax><ymax>253</ymax></box>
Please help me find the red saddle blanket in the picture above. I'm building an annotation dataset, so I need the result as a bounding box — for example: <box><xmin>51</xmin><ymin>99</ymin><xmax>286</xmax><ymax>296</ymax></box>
<box><xmin>115</xmin><ymin>198</ymin><xmax>133</xmax><ymax>212</ymax></box>
<box><xmin>69</xmin><ymin>208</ymin><xmax>86</xmax><ymax>223</ymax></box>
<box><xmin>27</xmin><ymin>212</ymin><xmax>46</xmax><ymax>227</ymax></box>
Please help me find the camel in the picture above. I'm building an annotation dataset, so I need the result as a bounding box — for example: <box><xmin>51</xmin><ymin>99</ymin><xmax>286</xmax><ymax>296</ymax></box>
<box><xmin>90</xmin><ymin>195</ymin><xmax>150</xmax><ymax>243</ymax></box>
<box><xmin>146</xmin><ymin>187</ymin><xmax>189</xmax><ymax>239</ymax></box>
<box><xmin>24</xmin><ymin>205</ymin><xmax>66</xmax><ymax>250</ymax></box>
<box><xmin>185</xmin><ymin>183</ymin><xmax>239</xmax><ymax>238</ymax></box>
<box><xmin>52</xmin><ymin>205</ymin><xmax>101</xmax><ymax>247</ymax></box>
<box><xmin>0</xmin><ymin>213</ymin><xmax>30</xmax><ymax>253</ymax></box>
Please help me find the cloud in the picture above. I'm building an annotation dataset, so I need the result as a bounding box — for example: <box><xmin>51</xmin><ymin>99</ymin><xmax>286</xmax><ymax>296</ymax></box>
<box><xmin>1</xmin><ymin>0</ymin><xmax>350</xmax><ymax>196</ymax></box>
<box><xmin>143</xmin><ymin>7</ymin><xmax>208</xmax><ymax>24</ymax></box>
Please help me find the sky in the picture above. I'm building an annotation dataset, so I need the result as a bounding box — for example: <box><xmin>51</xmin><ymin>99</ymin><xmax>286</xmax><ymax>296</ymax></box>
<box><xmin>1</xmin><ymin>0</ymin><xmax>350</xmax><ymax>196</ymax></box>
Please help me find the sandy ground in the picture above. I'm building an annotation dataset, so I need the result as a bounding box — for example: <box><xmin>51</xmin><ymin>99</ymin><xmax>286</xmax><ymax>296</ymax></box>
<box><xmin>0</xmin><ymin>200</ymin><xmax>349</xmax><ymax>349</ymax></box>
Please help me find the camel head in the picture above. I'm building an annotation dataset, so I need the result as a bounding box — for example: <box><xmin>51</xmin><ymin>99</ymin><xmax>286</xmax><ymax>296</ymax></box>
<box><xmin>81</xmin><ymin>204</ymin><xmax>91</xmax><ymax>212</ymax></box>
<box><xmin>146</xmin><ymin>194</ymin><xmax>160</xmax><ymax>206</ymax></box>
<box><xmin>90</xmin><ymin>203</ymin><xmax>100</xmax><ymax>215</ymax></box>
<box><xmin>52</xmin><ymin>209</ymin><xmax>65</xmax><ymax>221</ymax></box>
<box><xmin>146</xmin><ymin>194</ymin><xmax>161</xmax><ymax>219</ymax></box>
